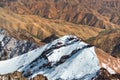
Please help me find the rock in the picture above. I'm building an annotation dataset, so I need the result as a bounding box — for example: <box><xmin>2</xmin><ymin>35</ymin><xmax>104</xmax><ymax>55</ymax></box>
<box><xmin>0</xmin><ymin>71</ymin><xmax>47</xmax><ymax>80</ymax></box>
<box><xmin>32</xmin><ymin>74</ymin><xmax>47</xmax><ymax>80</ymax></box>
<box><xmin>41</xmin><ymin>34</ymin><xmax>59</xmax><ymax>43</ymax></box>
<box><xmin>0</xmin><ymin>29</ymin><xmax>38</xmax><ymax>60</ymax></box>
<box><xmin>93</xmin><ymin>68</ymin><xmax>120</xmax><ymax>80</ymax></box>
<box><xmin>0</xmin><ymin>71</ymin><xmax>26</xmax><ymax>80</ymax></box>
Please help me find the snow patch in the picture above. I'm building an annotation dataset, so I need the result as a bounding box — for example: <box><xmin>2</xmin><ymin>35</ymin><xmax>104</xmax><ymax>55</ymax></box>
<box><xmin>102</xmin><ymin>63</ymin><xmax>116</xmax><ymax>74</ymax></box>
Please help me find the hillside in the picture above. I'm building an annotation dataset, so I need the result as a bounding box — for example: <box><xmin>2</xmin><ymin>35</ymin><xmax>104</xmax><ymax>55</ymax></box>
<box><xmin>87</xmin><ymin>29</ymin><xmax>120</xmax><ymax>58</ymax></box>
<box><xmin>0</xmin><ymin>0</ymin><xmax>120</xmax><ymax>80</ymax></box>
<box><xmin>0</xmin><ymin>7</ymin><xmax>101</xmax><ymax>44</ymax></box>
<box><xmin>1</xmin><ymin>0</ymin><xmax>120</xmax><ymax>58</ymax></box>
<box><xmin>1</xmin><ymin>0</ymin><xmax>120</xmax><ymax>29</ymax></box>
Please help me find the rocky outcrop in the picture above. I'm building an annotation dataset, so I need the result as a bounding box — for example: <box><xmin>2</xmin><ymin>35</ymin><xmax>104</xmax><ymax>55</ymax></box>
<box><xmin>41</xmin><ymin>34</ymin><xmax>59</xmax><ymax>43</ymax></box>
<box><xmin>0</xmin><ymin>29</ymin><xmax>38</xmax><ymax>60</ymax></box>
<box><xmin>0</xmin><ymin>71</ymin><xmax>26</xmax><ymax>80</ymax></box>
<box><xmin>0</xmin><ymin>71</ymin><xmax>47</xmax><ymax>80</ymax></box>
<box><xmin>32</xmin><ymin>74</ymin><xmax>47</xmax><ymax>80</ymax></box>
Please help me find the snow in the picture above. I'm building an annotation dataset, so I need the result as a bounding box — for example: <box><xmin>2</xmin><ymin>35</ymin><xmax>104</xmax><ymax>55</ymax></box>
<box><xmin>42</xmin><ymin>47</ymin><xmax>100</xmax><ymax>80</ymax></box>
<box><xmin>0</xmin><ymin>45</ymin><xmax>47</xmax><ymax>74</ymax></box>
<box><xmin>0</xmin><ymin>29</ymin><xmax>5</xmax><ymax>41</ymax></box>
<box><xmin>0</xmin><ymin>28</ymin><xmax>38</xmax><ymax>60</ymax></box>
<box><xmin>102</xmin><ymin>63</ymin><xmax>116</xmax><ymax>74</ymax></box>
<box><xmin>48</xmin><ymin>41</ymin><xmax>87</xmax><ymax>63</ymax></box>
<box><xmin>0</xmin><ymin>34</ymin><xmax>4</xmax><ymax>41</ymax></box>
<box><xmin>0</xmin><ymin>35</ymin><xmax>101</xmax><ymax>80</ymax></box>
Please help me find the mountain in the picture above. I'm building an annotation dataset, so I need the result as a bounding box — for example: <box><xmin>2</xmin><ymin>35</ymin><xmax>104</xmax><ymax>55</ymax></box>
<box><xmin>0</xmin><ymin>0</ymin><xmax>120</xmax><ymax>80</ymax></box>
<box><xmin>1</xmin><ymin>0</ymin><xmax>120</xmax><ymax>29</ymax></box>
<box><xmin>0</xmin><ymin>7</ymin><xmax>101</xmax><ymax>44</ymax></box>
<box><xmin>1</xmin><ymin>0</ymin><xmax>120</xmax><ymax>58</ymax></box>
<box><xmin>87</xmin><ymin>29</ymin><xmax>120</xmax><ymax>58</ymax></box>
<box><xmin>0</xmin><ymin>35</ymin><xmax>120</xmax><ymax>80</ymax></box>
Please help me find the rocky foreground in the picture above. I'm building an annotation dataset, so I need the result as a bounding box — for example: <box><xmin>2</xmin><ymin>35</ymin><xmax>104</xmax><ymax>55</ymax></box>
<box><xmin>93</xmin><ymin>68</ymin><xmax>120</xmax><ymax>80</ymax></box>
<box><xmin>0</xmin><ymin>68</ymin><xmax>120</xmax><ymax>80</ymax></box>
<box><xmin>0</xmin><ymin>71</ymin><xmax>47</xmax><ymax>80</ymax></box>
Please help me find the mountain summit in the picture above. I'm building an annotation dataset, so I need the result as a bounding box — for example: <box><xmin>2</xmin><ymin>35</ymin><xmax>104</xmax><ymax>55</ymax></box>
<box><xmin>0</xmin><ymin>35</ymin><xmax>119</xmax><ymax>80</ymax></box>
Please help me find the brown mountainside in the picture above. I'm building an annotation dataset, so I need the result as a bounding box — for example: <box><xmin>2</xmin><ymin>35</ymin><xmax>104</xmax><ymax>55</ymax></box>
<box><xmin>1</xmin><ymin>0</ymin><xmax>120</xmax><ymax>55</ymax></box>
<box><xmin>88</xmin><ymin>29</ymin><xmax>120</xmax><ymax>58</ymax></box>
<box><xmin>0</xmin><ymin>7</ymin><xmax>101</xmax><ymax>44</ymax></box>
<box><xmin>95</xmin><ymin>48</ymin><xmax>120</xmax><ymax>74</ymax></box>
<box><xmin>0</xmin><ymin>0</ymin><xmax>120</xmax><ymax>29</ymax></box>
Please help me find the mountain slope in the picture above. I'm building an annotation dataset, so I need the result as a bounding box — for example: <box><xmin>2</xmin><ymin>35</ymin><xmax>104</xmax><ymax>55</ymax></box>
<box><xmin>95</xmin><ymin>48</ymin><xmax>120</xmax><ymax>74</ymax></box>
<box><xmin>0</xmin><ymin>35</ymin><xmax>119</xmax><ymax>80</ymax></box>
<box><xmin>0</xmin><ymin>28</ymin><xmax>38</xmax><ymax>60</ymax></box>
<box><xmin>0</xmin><ymin>7</ymin><xmax>102</xmax><ymax>44</ymax></box>
<box><xmin>0</xmin><ymin>35</ymin><xmax>100</xmax><ymax>80</ymax></box>
<box><xmin>1</xmin><ymin>0</ymin><xmax>120</xmax><ymax>29</ymax></box>
<box><xmin>87</xmin><ymin>29</ymin><xmax>120</xmax><ymax>58</ymax></box>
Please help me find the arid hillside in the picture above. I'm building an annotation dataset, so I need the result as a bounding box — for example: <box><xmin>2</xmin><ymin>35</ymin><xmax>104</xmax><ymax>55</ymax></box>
<box><xmin>1</xmin><ymin>0</ymin><xmax>120</xmax><ymax>29</ymax></box>
<box><xmin>87</xmin><ymin>29</ymin><xmax>120</xmax><ymax>58</ymax></box>
<box><xmin>0</xmin><ymin>7</ymin><xmax>101</xmax><ymax>44</ymax></box>
<box><xmin>0</xmin><ymin>0</ymin><xmax>120</xmax><ymax>80</ymax></box>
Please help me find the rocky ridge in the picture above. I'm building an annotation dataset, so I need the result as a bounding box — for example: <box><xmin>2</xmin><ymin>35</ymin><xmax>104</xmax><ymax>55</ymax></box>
<box><xmin>0</xmin><ymin>28</ymin><xmax>38</xmax><ymax>60</ymax></box>
<box><xmin>0</xmin><ymin>35</ymin><xmax>119</xmax><ymax>80</ymax></box>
